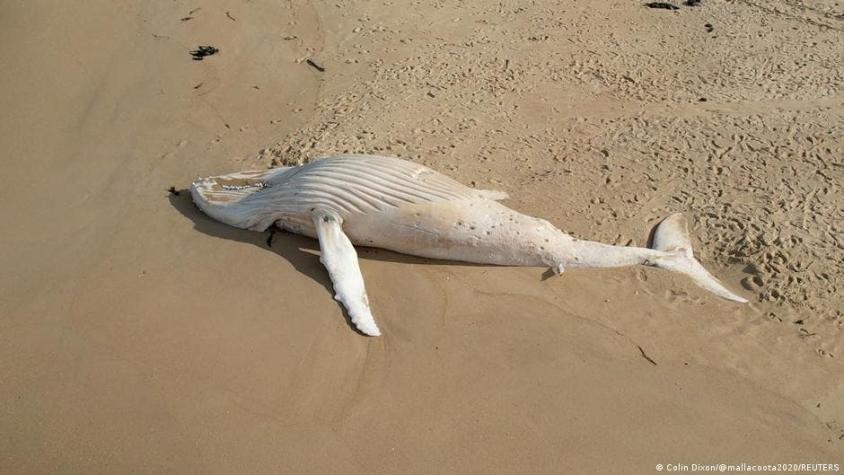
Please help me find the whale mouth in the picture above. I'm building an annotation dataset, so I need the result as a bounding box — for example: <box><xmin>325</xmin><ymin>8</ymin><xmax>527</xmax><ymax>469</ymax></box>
<box><xmin>191</xmin><ymin>170</ymin><xmax>275</xmax><ymax>205</ymax></box>
<box><xmin>190</xmin><ymin>168</ymin><xmax>291</xmax><ymax>230</ymax></box>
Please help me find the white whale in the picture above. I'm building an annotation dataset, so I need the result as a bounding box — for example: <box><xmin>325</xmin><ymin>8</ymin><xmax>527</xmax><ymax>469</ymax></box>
<box><xmin>191</xmin><ymin>154</ymin><xmax>747</xmax><ymax>336</ymax></box>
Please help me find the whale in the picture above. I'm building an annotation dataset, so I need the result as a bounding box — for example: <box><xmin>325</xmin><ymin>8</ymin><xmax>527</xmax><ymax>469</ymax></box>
<box><xmin>191</xmin><ymin>154</ymin><xmax>747</xmax><ymax>336</ymax></box>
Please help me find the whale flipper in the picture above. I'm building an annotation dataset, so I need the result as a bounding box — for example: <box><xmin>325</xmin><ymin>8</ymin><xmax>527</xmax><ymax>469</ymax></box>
<box><xmin>312</xmin><ymin>209</ymin><xmax>381</xmax><ymax>336</ymax></box>
<box><xmin>649</xmin><ymin>213</ymin><xmax>748</xmax><ymax>303</ymax></box>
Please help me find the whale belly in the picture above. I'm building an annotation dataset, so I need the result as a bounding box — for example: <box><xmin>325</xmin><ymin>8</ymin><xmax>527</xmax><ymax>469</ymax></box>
<box><xmin>343</xmin><ymin>199</ymin><xmax>565</xmax><ymax>268</ymax></box>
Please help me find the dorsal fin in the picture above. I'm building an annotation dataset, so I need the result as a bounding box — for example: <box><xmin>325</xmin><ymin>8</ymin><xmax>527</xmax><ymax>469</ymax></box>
<box><xmin>475</xmin><ymin>190</ymin><xmax>509</xmax><ymax>201</ymax></box>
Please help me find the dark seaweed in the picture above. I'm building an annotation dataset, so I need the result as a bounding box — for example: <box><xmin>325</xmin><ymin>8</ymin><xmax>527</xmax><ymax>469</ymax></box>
<box><xmin>645</xmin><ymin>2</ymin><xmax>679</xmax><ymax>10</ymax></box>
<box><xmin>190</xmin><ymin>46</ymin><xmax>219</xmax><ymax>61</ymax></box>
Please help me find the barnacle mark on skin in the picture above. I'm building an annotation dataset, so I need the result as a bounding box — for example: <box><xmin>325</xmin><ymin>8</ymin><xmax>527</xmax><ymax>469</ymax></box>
<box><xmin>221</xmin><ymin>182</ymin><xmax>269</xmax><ymax>191</ymax></box>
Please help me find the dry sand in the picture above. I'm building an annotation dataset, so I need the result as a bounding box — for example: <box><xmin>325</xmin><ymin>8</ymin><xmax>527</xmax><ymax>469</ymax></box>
<box><xmin>1</xmin><ymin>0</ymin><xmax>842</xmax><ymax>472</ymax></box>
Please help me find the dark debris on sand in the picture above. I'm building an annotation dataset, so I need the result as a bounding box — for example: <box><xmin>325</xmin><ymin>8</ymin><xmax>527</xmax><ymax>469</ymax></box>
<box><xmin>645</xmin><ymin>1</ymin><xmax>704</xmax><ymax>10</ymax></box>
<box><xmin>646</xmin><ymin>2</ymin><xmax>679</xmax><ymax>10</ymax></box>
<box><xmin>306</xmin><ymin>58</ymin><xmax>325</xmax><ymax>72</ymax></box>
<box><xmin>190</xmin><ymin>46</ymin><xmax>219</xmax><ymax>61</ymax></box>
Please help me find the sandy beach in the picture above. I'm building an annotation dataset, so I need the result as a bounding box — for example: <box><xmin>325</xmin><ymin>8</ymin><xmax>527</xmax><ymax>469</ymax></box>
<box><xmin>1</xmin><ymin>0</ymin><xmax>842</xmax><ymax>472</ymax></box>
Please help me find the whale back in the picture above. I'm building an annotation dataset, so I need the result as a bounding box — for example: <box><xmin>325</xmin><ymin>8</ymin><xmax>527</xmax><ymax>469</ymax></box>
<box><xmin>191</xmin><ymin>154</ymin><xmax>508</xmax><ymax>231</ymax></box>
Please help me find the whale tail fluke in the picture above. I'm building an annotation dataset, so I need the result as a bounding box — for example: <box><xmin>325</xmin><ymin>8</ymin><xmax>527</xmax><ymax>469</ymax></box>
<box><xmin>648</xmin><ymin>214</ymin><xmax>748</xmax><ymax>303</ymax></box>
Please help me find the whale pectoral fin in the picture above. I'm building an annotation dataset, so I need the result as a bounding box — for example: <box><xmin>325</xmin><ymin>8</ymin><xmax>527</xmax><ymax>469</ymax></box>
<box><xmin>312</xmin><ymin>209</ymin><xmax>381</xmax><ymax>336</ymax></box>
